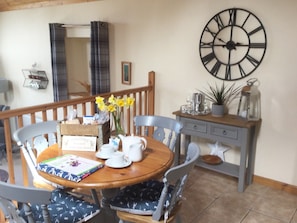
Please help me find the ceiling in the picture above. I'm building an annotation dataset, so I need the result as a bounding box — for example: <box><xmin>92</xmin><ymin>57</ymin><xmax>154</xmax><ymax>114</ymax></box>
<box><xmin>0</xmin><ymin>0</ymin><xmax>99</xmax><ymax>12</ymax></box>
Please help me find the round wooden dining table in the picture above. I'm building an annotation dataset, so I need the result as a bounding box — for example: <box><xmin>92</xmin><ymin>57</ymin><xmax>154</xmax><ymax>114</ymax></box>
<box><xmin>37</xmin><ymin>137</ymin><xmax>173</xmax><ymax>190</ymax></box>
<box><xmin>37</xmin><ymin>137</ymin><xmax>173</xmax><ymax>222</ymax></box>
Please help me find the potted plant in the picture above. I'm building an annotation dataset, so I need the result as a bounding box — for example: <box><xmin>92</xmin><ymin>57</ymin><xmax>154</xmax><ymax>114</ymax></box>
<box><xmin>199</xmin><ymin>82</ymin><xmax>241</xmax><ymax>117</ymax></box>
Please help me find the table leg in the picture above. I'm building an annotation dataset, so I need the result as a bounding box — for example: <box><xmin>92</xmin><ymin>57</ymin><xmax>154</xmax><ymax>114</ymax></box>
<box><xmin>247</xmin><ymin>125</ymin><xmax>257</xmax><ymax>184</ymax></box>
<box><xmin>91</xmin><ymin>189</ymin><xmax>100</xmax><ymax>206</ymax></box>
<box><xmin>238</xmin><ymin>128</ymin><xmax>249</xmax><ymax>192</ymax></box>
<box><xmin>174</xmin><ymin>116</ymin><xmax>184</xmax><ymax>165</ymax></box>
<box><xmin>185</xmin><ymin>135</ymin><xmax>191</xmax><ymax>152</ymax></box>
<box><xmin>175</xmin><ymin>133</ymin><xmax>191</xmax><ymax>165</ymax></box>
<box><xmin>98</xmin><ymin>188</ymin><xmax>120</xmax><ymax>223</ymax></box>
<box><xmin>175</xmin><ymin>134</ymin><xmax>181</xmax><ymax>165</ymax></box>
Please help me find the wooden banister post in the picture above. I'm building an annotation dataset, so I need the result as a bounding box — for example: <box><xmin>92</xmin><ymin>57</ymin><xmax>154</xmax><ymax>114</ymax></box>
<box><xmin>4</xmin><ymin>119</ymin><xmax>15</xmax><ymax>184</ymax></box>
<box><xmin>147</xmin><ymin>71</ymin><xmax>155</xmax><ymax>116</ymax></box>
<box><xmin>147</xmin><ymin>71</ymin><xmax>155</xmax><ymax>137</ymax></box>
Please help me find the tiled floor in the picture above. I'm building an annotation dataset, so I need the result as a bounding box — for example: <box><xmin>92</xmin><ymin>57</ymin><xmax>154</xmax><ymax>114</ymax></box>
<box><xmin>181</xmin><ymin>166</ymin><xmax>297</xmax><ymax>223</ymax></box>
<box><xmin>2</xmin><ymin>151</ymin><xmax>297</xmax><ymax>223</ymax></box>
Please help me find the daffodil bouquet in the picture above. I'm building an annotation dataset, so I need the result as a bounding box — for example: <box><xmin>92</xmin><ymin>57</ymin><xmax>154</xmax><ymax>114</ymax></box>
<box><xmin>95</xmin><ymin>94</ymin><xmax>135</xmax><ymax>135</ymax></box>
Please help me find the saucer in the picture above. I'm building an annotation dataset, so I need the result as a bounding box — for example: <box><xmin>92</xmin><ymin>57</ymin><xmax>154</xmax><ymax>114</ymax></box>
<box><xmin>105</xmin><ymin>158</ymin><xmax>132</xmax><ymax>169</ymax></box>
<box><xmin>95</xmin><ymin>151</ymin><xmax>115</xmax><ymax>160</ymax></box>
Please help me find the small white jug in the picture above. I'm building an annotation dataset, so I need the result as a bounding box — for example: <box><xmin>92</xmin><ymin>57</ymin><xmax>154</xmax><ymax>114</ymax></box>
<box><xmin>128</xmin><ymin>143</ymin><xmax>146</xmax><ymax>162</ymax></box>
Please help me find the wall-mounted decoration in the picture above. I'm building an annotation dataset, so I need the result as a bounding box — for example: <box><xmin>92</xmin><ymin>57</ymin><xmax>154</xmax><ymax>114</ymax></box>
<box><xmin>121</xmin><ymin>61</ymin><xmax>131</xmax><ymax>85</ymax></box>
<box><xmin>22</xmin><ymin>69</ymin><xmax>48</xmax><ymax>90</ymax></box>
<box><xmin>199</xmin><ymin>8</ymin><xmax>267</xmax><ymax>81</ymax></box>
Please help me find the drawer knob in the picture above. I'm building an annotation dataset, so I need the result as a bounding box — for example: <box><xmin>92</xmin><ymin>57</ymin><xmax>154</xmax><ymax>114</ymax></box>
<box><xmin>223</xmin><ymin>130</ymin><xmax>227</xmax><ymax>135</ymax></box>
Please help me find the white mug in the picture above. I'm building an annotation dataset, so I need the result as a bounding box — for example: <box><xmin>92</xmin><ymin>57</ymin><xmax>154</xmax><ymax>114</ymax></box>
<box><xmin>128</xmin><ymin>143</ymin><xmax>146</xmax><ymax>162</ymax></box>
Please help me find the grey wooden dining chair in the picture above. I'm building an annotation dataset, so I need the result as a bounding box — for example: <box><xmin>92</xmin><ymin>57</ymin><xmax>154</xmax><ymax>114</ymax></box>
<box><xmin>110</xmin><ymin>142</ymin><xmax>200</xmax><ymax>223</ymax></box>
<box><xmin>13</xmin><ymin>120</ymin><xmax>100</xmax><ymax>203</ymax></box>
<box><xmin>13</xmin><ymin>120</ymin><xmax>60</xmax><ymax>190</ymax></box>
<box><xmin>134</xmin><ymin>115</ymin><xmax>183</xmax><ymax>165</ymax></box>
<box><xmin>0</xmin><ymin>181</ymin><xmax>100</xmax><ymax>223</ymax></box>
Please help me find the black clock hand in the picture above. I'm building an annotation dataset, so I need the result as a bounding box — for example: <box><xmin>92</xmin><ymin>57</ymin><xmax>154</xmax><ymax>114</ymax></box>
<box><xmin>229</xmin><ymin>24</ymin><xmax>235</xmax><ymax>48</ymax></box>
<box><xmin>226</xmin><ymin>25</ymin><xmax>234</xmax><ymax>79</ymax></box>
<box><xmin>217</xmin><ymin>38</ymin><xmax>237</xmax><ymax>50</ymax></box>
<box><xmin>234</xmin><ymin>42</ymin><xmax>248</xmax><ymax>46</ymax></box>
<box><xmin>218</xmin><ymin>38</ymin><xmax>226</xmax><ymax>43</ymax></box>
<box><xmin>216</xmin><ymin>38</ymin><xmax>228</xmax><ymax>49</ymax></box>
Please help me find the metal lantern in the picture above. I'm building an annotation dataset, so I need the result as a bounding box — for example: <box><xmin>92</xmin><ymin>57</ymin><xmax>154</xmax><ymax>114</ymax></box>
<box><xmin>237</xmin><ymin>78</ymin><xmax>261</xmax><ymax>121</ymax></box>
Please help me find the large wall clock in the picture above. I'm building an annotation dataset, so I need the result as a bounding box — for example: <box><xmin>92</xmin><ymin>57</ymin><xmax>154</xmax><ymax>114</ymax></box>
<box><xmin>199</xmin><ymin>8</ymin><xmax>267</xmax><ymax>81</ymax></box>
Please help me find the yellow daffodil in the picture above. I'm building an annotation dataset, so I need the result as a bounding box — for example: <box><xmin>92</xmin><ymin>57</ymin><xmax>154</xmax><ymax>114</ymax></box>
<box><xmin>116</xmin><ymin>98</ymin><xmax>125</xmax><ymax>107</ymax></box>
<box><xmin>126</xmin><ymin>97</ymin><xmax>135</xmax><ymax>107</ymax></box>
<box><xmin>107</xmin><ymin>104</ymin><xmax>116</xmax><ymax>112</ymax></box>
<box><xmin>108</xmin><ymin>94</ymin><xmax>116</xmax><ymax>104</ymax></box>
<box><xmin>97</xmin><ymin>103</ymin><xmax>106</xmax><ymax>111</ymax></box>
<box><xmin>95</xmin><ymin>94</ymin><xmax>135</xmax><ymax>135</ymax></box>
<box><xmin>95</xmin><ymin>96</ymin><xmax>105</xmax><ymax>105</ymax></box>
<box><xmin>95</xmin><ymin>95</ymin><xmax>135</xmax><ymax>113</ymax></box>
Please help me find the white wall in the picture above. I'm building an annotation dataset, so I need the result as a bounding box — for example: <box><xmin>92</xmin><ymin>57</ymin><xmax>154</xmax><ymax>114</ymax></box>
<box><xmin>1</xmin><ymin>0</ymin><xmax>297</xmax><ymax>186</ymax></box>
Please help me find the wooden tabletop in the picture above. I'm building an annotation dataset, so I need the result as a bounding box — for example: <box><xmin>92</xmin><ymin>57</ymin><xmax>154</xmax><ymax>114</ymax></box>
<box><xmin>37</xmin><ymin>137</ymin><xmax>173</xmax><ymax>189</ymax></box>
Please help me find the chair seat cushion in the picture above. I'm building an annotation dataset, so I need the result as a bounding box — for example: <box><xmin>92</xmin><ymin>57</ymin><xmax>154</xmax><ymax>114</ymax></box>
<box><xmin>21</xmin><ymin>189</ymin><xmax>99</xmax><ymax>223</ymax></box>
<box><xmin>110</xmin><ymin>180</ymin><xmax>173</xmax><ymax>215</ymax></box>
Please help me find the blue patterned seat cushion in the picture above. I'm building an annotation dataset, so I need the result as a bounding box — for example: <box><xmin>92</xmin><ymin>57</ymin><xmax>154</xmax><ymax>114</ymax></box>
<box><xmin>110</xmin><ymin>180</ymin><xmax>173</xmax><ymax>215</ymax></box>
<box><xmin>21</xmin><ymin>189</ymin><xmax>99</xmax><ymax>223</ymax></box>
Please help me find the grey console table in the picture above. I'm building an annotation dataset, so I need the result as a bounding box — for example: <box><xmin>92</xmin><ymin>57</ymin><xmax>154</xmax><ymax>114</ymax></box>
<box><xmin>173</xmin><ymin>111</ymin><xmax>261</xmax><ymax>192</ymax></box>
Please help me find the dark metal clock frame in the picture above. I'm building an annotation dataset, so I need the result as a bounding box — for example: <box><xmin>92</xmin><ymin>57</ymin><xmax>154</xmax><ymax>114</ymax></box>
<box><xmin>199</xmin><ymin>8</ymin><xmax>267</xmax><ymax>81</ymax></box>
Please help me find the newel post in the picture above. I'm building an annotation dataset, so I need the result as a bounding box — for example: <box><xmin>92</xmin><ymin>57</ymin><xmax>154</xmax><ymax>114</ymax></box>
<box><xmin>147</xmin><ymin>71</ymin><xmax>155</xmax><ymax>116</ymax></box>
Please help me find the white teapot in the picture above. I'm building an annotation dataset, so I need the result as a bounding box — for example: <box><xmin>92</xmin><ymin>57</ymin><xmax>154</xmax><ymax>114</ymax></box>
<box><xmin>118</xmin><ymin>134</ymin><xmax>147</xmax><ymax>159</ymax></box>
<box><xmin>128</xmin><ymin>143</ymin><xmax>146</xmax><ymax>162</ymax></box>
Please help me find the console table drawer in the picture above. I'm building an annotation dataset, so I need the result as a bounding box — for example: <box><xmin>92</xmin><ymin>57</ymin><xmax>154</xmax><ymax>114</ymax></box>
<box><xmin>183</xmin><ymin>118</ymin><xmax>207</xmax><ymax>133</ymax></box>
<box><xmin>210</xmin><ymin>124</ymin><xmax>238</xmax><ymax>140</ymax></box>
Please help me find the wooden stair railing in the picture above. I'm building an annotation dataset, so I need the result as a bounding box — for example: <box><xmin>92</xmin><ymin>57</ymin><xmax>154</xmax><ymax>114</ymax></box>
<box><xmin>0</xmin><ymin>71</ymin><xmax>155</xmax><ymax>186</ymax></box>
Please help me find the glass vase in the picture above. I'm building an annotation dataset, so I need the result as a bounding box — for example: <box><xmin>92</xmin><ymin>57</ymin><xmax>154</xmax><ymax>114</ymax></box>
<box><xmin>112</xmin><ymin>112</ymin><xmax>125</xmax><ymax>136</ymax></box>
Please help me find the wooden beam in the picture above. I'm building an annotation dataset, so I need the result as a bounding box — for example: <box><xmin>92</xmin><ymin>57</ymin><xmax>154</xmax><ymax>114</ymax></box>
<box><xmin>0</xmin><ymin>0</ymin><xmax>100</xmax><ymax>12</ymax></box>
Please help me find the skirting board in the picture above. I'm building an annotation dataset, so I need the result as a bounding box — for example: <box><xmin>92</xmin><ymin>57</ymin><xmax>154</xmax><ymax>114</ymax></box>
<box><xmin>253</xmin><ymin>175</ymin><xmax>297</xmax><ymax>195</ymax></box>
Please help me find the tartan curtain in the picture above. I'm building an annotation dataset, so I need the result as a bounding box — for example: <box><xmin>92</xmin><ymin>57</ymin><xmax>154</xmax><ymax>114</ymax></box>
<box><xmin>49</xmin><ymin>23</ymin><xmax>68</xmax><ymax>102</ymax></box>
<box><xmin>90</xmin><ymin>21</ymin><xmax>110</xmax><ymax>95</ymax></box>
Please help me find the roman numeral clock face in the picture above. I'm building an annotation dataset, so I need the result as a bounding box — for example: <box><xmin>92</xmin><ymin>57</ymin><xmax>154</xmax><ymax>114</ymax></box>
<box><xmin>199</xmin><ymin>8</ymin><xmax>267</xmax><ymax>80</ymax></box>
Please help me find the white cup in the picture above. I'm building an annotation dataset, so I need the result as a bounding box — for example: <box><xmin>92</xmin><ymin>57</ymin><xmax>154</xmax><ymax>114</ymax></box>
<box><xmin>111</xmin><ymin>152</ymin><xmax>126</xmax><ymax>166</ymax></box>
<box><xmin>100</xmin><ymin>144</ymin><xmax>115</xmax><ymax>156</ymax></box>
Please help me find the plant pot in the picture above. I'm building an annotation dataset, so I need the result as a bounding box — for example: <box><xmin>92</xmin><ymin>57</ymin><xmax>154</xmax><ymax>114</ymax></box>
<box><xmin>211</xmin><ymin>104</ymin><xmax>225</xmax><ymax>117</ymax></box>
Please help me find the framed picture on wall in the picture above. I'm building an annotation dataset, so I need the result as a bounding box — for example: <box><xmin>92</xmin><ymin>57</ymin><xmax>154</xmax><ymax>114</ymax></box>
<box><xmin>121</xmin><ymin>61</ymin><xmax>131</xmax><ymax>85</ymax></box>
